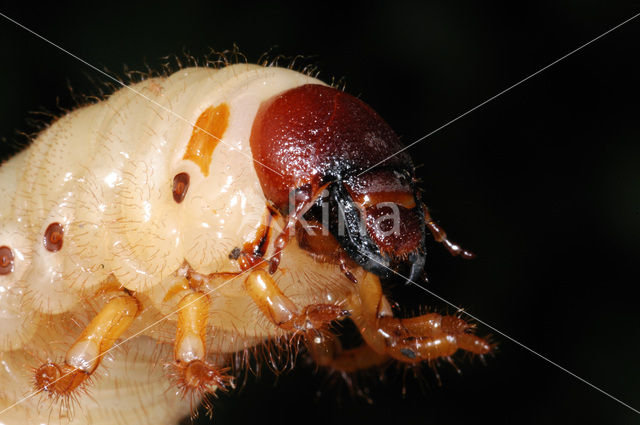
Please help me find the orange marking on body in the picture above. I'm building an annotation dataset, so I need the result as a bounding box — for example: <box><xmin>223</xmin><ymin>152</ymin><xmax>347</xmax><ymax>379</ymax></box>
<box><xmin>183</xmin><ymin>103</ymin><xmax>230</xmax><ymax>176</ymax></box>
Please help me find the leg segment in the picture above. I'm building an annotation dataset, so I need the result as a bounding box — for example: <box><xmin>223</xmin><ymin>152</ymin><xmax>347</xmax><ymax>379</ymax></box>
<box><xmin>423</xmin><ymin>205</ymin><xmax>475</xmax><ymax>259</ymax></box>
<box><xmin>348</xmin><ymin>273</ymin><xmax>492</xmax><ymax>363</ymax></box>
<box><xmin>305</xmin><ymin>331</ymin><xmax>389</xmax><ymax>372</ymax></box>
<box><xmin>244</xmin><ymin>269</ymin><xmax>347</xmax><ymax>332</ymax></box>
<box><xmin>243</xmin><ymin>269</ymin><xmax>389</xmax><ymax>372</ymax></box>
<box><xmin>34</xmin><ymin>291</ymin><xmax>140</xmax><ymax>397</ymax></box>
<box><xmin>170</xmin><ymin>291</ymin><xmax>233</xmax><ymax>398</ymax></box>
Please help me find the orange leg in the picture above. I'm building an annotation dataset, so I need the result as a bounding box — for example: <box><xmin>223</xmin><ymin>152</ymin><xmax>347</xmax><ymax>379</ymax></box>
<box><xmin>34</xmin><ymin>291</ymin><xmax>140</xmax><ymax>398</ymax></box>
<box><xmin>169</xmin><ymin>291</ymin><xmax>233</xmax><ymax>399</ymax></box>
<box><xmin>423</xmin><ymin>205</ymin><xmax>475</xmax><ymax>259</ymax></box>
<box><xmin>347</xmin><ymin>273</ymin><xmax>492</xmax><ymax>363</ymax></box>
<box><xmin>305</xmin><ymin>331</ymin><xmax>389</xmax><ymax>372</ymax></box>
<box><xmin>244</xmin><ymin>269</ymin><xmax>347</xmax><ymax>332</ymax></box>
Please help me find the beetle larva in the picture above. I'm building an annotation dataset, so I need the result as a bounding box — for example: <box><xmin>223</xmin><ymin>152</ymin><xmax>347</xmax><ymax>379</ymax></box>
<box><xmin>0</xmin><ymin>63</ymin><xmax>492</xmax><ymax>424</ymax></box>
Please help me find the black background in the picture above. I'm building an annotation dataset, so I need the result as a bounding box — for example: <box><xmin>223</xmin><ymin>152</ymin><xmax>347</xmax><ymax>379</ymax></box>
<box><xmin>1</xmin><ymin>2</ymin><xmax>639</xmax><ymax>424</ymax></box>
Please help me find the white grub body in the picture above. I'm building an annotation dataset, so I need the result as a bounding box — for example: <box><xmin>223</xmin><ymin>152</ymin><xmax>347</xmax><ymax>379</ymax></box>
<box><xmin>0</xmin><ymin>64</ymin><xmax>360</xmax><ymax>424</ymax></box>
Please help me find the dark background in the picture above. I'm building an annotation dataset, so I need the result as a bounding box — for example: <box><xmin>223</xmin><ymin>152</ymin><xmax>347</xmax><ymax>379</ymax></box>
<box><xmin>1</xmin><ymin>1</ymin><xmax>639</xmax><ymax>424</ymax></box>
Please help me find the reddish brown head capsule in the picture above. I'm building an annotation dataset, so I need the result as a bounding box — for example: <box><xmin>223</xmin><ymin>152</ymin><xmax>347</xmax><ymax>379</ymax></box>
<box><xmin>250</xmin><ymin>84</ymin><xmax>426</xmax><ymax>280</ymax></box>
<box><xmin>44</xmin><ymin>222</ymin><xmax>64</xmax><ymax>252</ymax></box>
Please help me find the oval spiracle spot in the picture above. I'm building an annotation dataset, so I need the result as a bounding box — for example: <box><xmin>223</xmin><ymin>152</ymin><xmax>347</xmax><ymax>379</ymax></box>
<box><xmin>44</xmin><ymin>222</ymin><xmax>64</xmax><ymax>252</ymax></box>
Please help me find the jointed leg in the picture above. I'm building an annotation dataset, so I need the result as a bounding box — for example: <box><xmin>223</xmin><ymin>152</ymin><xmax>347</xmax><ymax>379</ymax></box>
<box><xmin>244</xmin><ymin>269</ymin><xmax>388</xmax><ymax>372</ymax></box>
<box><xmin>305</xmin><ymin>331</ymin><xmax>389</xmax><ymax>372</ymax></box>
<box><xmin>34</xmin><ymin>290</ymin><xmax>140</xmax><ymax>397</ymax></box>
<box><xmin>244</xmin><ymin>269</ymin><xmax>347</xmax><ymax>332</ymax></box>
<box><xmin>170</xmin><ymin>290</ymin><xmax>233</xmax><ymax>397</ymax></box>
<box><xmin>348</xmin><ymin>273</ymin><xmax>492</xmax><ymax>363</ymax></box>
